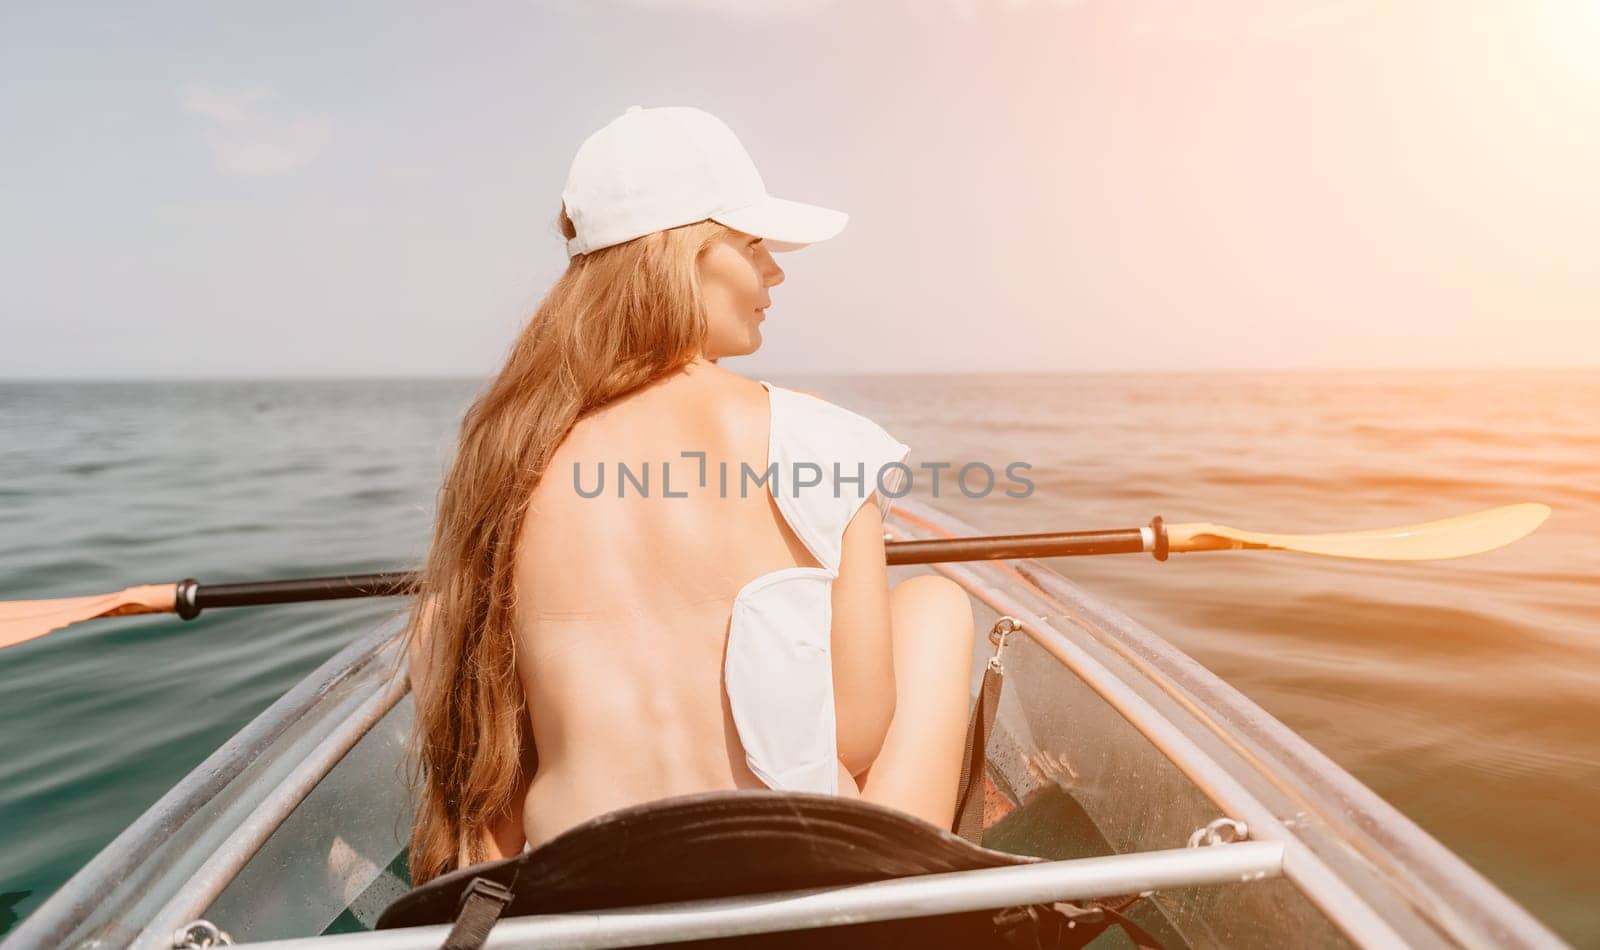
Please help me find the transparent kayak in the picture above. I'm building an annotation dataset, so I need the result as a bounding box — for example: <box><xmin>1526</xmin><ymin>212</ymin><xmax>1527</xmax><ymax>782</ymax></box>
<box><xmin>4</xmin><ymin>500</ymin><xmax>1567</xmax><ymax>949</ymax></box>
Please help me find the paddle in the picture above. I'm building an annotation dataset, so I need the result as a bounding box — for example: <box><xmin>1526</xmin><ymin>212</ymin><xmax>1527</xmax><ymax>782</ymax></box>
<box><xmin>0</xmin><ymin>504</ymin><xmax>1549</xmax><ymax>651</ymax></box>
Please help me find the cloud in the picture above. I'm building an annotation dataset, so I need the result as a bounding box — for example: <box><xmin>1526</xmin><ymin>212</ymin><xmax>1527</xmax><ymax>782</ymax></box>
<box><xmin>600</xmin><ymin>0</ymin><xmax>1085</xmax><ymax>22</ymax></box>
<box><xmin>909</xmin><ymin>0</ymin><xmax>1089</xmax><ymax>24</ymax></box>
<box><xmin>182</xmin><ymin>85</ymin><xmax>332</xmax><ymax>176</ymax></box>
<box><xmin>616</xmin><ymin>0</ymin><xmax>841</xmax><ymax>20</ymax></box>
<box><xmin>181</xmin><ymin>86</ymin><xmax>271</xmax><ymax>126</ymax></box>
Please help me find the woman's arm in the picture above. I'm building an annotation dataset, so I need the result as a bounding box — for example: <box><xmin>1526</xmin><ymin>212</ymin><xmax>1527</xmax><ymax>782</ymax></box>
<box><xmin>829</xmin><ymin>501</ymin><xmax>897</xmax><ymax>776</ymax></box>
<box><xmin>482</xmin><ymin>744</ymin><xmax>535</xmax><ymax>859</ymax></box>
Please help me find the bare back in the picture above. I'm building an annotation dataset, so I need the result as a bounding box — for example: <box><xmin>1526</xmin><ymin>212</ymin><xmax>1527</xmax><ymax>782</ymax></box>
<box><xmin>510</xmin><ymin>362</ymin><xmax>896</xmax><ymax>850</ymax></box>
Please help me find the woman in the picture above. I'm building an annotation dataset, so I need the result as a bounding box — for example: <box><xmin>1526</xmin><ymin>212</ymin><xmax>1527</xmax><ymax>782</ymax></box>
<box><xmin>405</xmin><ymin>105</ymin><xmax>975</xmax><ymax>884</ymax></box>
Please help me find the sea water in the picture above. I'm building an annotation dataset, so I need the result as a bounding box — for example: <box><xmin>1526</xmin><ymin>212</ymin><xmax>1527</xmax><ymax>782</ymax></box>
<box><xmin>0</xmin><ymin>370</ymin><xmax>1595</xmax><ymax>941</ymax></box>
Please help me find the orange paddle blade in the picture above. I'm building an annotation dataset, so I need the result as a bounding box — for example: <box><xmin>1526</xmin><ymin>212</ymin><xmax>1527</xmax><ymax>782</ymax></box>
<box><xmin>0</xmin><ymin>584</ymin><xmax>178</xmax><ymax>651</ymax></box>
<box><xmin>1166</xmin><ymin>503</ymin><xmax>1551</xmax><ymax>561</ymax></box>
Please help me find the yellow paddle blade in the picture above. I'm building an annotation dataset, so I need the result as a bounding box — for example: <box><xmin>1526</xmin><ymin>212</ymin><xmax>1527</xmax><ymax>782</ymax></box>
<box><xmin>1166</xmin><ymin>503</ymin><xmax>1551</xmax><ymax>561</ymax></box>
<box><xmin>0</xmin><ymin>584</ymin><xmax>178</xmax><ymax>651</ymax></box>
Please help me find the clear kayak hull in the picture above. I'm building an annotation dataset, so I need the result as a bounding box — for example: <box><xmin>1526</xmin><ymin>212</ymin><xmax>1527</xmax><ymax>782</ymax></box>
<box><xmin>5</xmin><ymin>500</ymin><xmax>1566</xmax><ymax>949</ymax></box>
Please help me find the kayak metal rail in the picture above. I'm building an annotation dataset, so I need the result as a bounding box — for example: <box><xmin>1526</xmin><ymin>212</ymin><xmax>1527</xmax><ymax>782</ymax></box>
<box><xmin>236</xmin><ymin>841</ymin><xmax>1286</xmax><ymax>949</ymax></box>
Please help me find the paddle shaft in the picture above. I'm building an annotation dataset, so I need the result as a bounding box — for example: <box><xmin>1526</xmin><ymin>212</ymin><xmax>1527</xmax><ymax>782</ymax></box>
<box><xmin>1</xmin><ymin>505</ymin><xmax>1546</xmax><ymax>649</ymax></box>
<box><xmin>172</xmin><ymin>521</ymin><xmax>1167</xmax><ymax>620</ymax></box>
<box><xmin>888</xmin><ymin>525</ymin><xmax>1159</xmax><ymax>564</ymax></box>
<box><xmin>176</xmin><ymin>573</ymin><xmax>419</xmax><ymax>618</ymax></box>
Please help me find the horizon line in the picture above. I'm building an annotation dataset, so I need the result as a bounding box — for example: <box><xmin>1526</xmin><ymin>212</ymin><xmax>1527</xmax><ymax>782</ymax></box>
<box><xmin>1</xmin><ymin>363</ymin><xmax>1597</xmax><ymax>384</ymax></box>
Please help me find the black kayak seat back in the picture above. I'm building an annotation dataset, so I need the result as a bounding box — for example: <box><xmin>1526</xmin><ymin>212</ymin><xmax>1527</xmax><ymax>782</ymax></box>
<box><xmin>376</xmin><ymin>790</ymin><xmax>1162</xmax><ymax>949</ymax></box>
<box><xmin>378</xmin><ymin>789</ymin><xmax>1033</xmax><ymax>928</ymax></box>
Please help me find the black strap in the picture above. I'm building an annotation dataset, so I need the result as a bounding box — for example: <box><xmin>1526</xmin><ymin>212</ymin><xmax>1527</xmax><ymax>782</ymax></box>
<box><xmin>441</xmin><ymin>876</ymin><xmax>513</xmax><ymax>950</ymax></box>
<box><xmin>952</xmin><ymin>662</ymin><xmax>1003</xmax><ymax>844</ymax></box>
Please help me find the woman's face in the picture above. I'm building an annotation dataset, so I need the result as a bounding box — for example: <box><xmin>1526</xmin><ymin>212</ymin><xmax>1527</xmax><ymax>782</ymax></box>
<box><xmin>697</xmin><ymin>229</ymin><xmax>785</xmax><ymax>359</ymax></box>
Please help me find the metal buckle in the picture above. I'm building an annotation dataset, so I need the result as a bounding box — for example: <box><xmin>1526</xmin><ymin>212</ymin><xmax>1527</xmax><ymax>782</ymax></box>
<box><xmin>986</xmin><ymin>616</ymin><xmax>1022</xmax><ymax>673</ymax></box>
<box><xmin>172</xmin><ymin>919</ymin><xmax>233</xmax><ymax>948</ymax></box>
<box><xmin>1187</xmin><ymin>817</ymin><xmax>1249</xmax><ymax>847</ymax></box>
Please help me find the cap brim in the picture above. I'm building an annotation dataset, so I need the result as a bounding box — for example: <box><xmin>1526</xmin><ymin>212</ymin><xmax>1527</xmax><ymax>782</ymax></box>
<box><xmin>711</xmin><ymin>195</ymin><xmax>848</xmax><ymax>252</ymax></box>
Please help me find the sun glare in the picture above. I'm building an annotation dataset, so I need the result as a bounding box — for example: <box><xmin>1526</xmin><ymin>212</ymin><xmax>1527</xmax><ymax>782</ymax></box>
<box><xmin>1544</xmin><ymin>0</ymin><xmax>1600</xmax><ymax>84</ymax></box>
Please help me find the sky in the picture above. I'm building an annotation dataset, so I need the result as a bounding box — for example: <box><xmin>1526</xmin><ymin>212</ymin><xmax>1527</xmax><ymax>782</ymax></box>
<box><xmin>1</xmin><ymin>0</ymin><xmax>1597</xmax><ymax>378</ymax></box>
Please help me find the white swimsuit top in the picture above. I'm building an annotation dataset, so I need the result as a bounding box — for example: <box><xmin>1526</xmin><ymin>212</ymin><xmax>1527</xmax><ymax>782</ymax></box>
<box><xmin>723</xmin><ymin>381</ymin><xmax>911</xmax><ymax>795</ymax></box>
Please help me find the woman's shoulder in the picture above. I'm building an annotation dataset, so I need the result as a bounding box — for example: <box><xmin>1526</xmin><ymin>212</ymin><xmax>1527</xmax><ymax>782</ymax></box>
<box><xmin>563</xmin><ymin>363</ymin><xmax>764</xmax><ymax>446</ymax></box>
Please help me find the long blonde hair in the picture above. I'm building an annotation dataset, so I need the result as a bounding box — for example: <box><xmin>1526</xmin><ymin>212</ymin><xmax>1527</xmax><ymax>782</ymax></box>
<box><xmin>406</xmin><ymin>211</ymin><xmax>731</xmax><ymax>883</ymax></box>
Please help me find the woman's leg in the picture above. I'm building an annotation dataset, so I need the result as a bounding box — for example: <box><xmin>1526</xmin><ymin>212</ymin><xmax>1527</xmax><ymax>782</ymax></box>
<box><xmin>856</xmin><ymin>574</ymin><xmax>975</xmax><ymax>829</ymax></box>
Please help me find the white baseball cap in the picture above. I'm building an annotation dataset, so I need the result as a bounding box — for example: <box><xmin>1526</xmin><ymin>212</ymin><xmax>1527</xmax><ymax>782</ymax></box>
<box><xmin>561</xmin><ymin>105</ymin><xmax>848</xmax><ymax>258</ymax></box>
